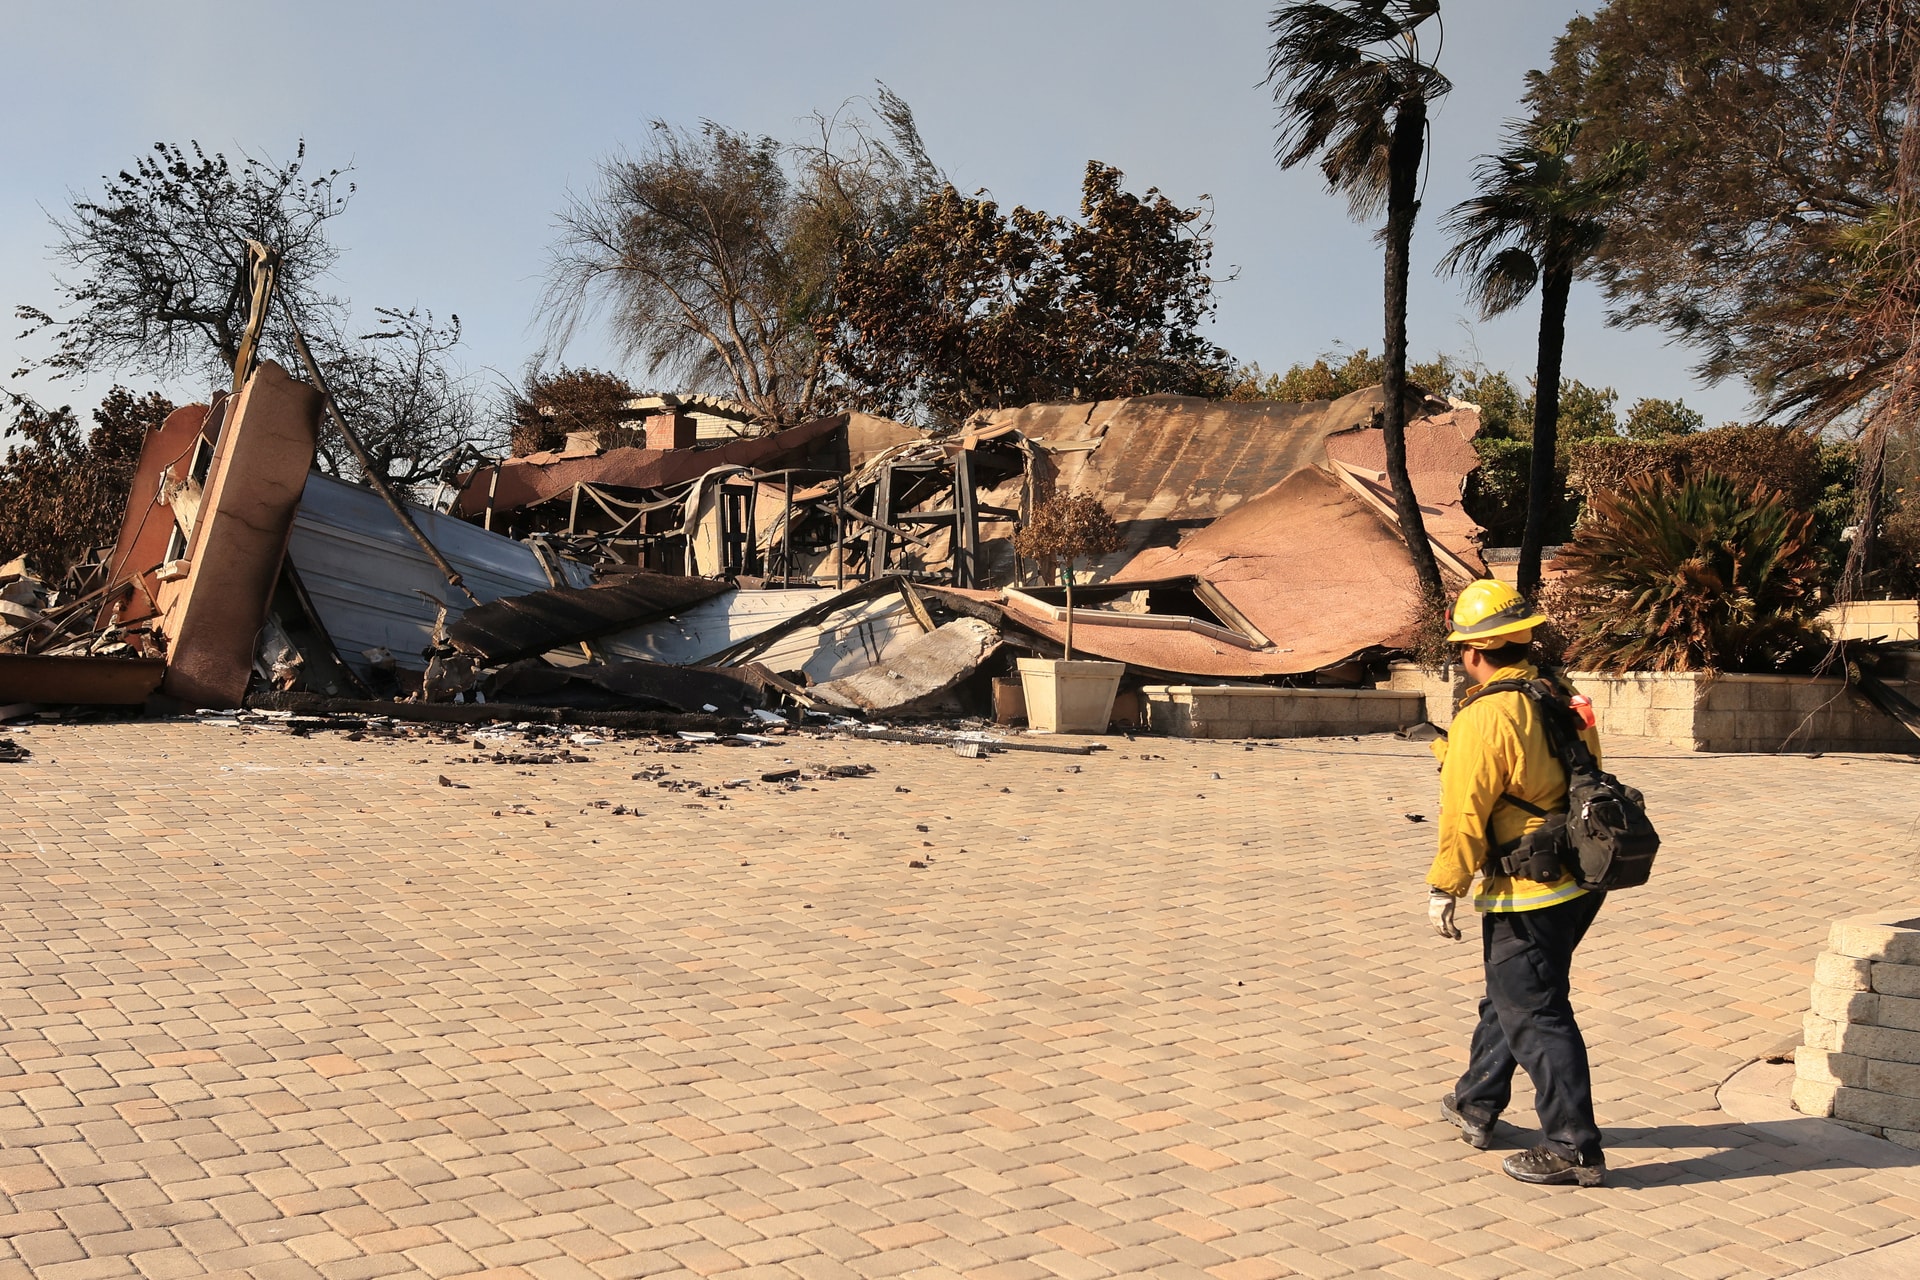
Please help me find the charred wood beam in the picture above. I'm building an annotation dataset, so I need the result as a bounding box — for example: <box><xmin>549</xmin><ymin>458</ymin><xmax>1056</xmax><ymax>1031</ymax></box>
<box><xmin>954</xmin><ymin>448</ymin><xmax>978</xmax><ymax>590</ymax></box>
<box><xmin>871</xmin><ymin>464</ymin><xmax>894</xmax><ymax>578</ymax></box>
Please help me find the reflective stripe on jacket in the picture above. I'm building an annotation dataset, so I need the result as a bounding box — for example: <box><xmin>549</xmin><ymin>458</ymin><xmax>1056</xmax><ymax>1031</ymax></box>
<box><xmin>1425</xmin><ymin>661</ymin><xmax>1603</xmax><ymax>913</ymax></box>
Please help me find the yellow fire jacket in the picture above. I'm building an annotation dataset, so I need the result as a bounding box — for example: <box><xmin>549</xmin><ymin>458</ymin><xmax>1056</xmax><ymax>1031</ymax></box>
<box><xmin>1425</xmin><ymin>661</ymin><xmax>1602</xmax><ymax>913</ymax></box>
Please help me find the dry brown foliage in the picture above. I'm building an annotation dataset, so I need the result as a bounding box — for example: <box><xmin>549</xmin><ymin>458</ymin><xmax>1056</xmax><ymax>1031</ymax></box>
<box><xmin>506</xmin><ymin>366</ymin><xmax>640</xmax><ymax>457</ymax></box>
<box><xmin>0</xmin><ymin>388</ymin><xmax>172</xmax><ymax>576</ymax></box>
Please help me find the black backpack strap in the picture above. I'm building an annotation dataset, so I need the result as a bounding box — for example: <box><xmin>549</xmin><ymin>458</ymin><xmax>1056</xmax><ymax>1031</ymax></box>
<box><xmin>1499</xmin><ymin>793</ymin><xmax>1550</xmax><ymax>818</ymax></box>
<box><xmin>1515</xmin><ymin>677</ymin><xmax>1599</xmax><ymax>776</ymax></box>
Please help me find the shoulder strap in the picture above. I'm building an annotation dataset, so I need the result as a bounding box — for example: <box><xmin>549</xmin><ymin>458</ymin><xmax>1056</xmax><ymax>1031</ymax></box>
<box><xmin>1454</xmin><ymin>678</ymin><xmax>1533</xmax><ymax>716</ymax></box>
<box><xmin>1509</xmin><ymin>677</ymin><xmax>1600</xmax><ymax>776</ymax></box>
<box><xmin>1468</xmin><ymin>677</ymin><xmax>1588</xmax><ymax>831</ymax></box>
<box><xmin>1499</xmin><ymin>793</ymin><xmax>1550</xmax><ymax>818</ymax></box>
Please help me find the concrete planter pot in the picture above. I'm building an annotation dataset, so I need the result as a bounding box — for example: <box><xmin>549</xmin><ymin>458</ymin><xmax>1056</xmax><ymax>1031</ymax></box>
<box><xmin>1016</xmin><ymin>657</ymin><xmax>1123</xmax><ymax>734</ymax></box>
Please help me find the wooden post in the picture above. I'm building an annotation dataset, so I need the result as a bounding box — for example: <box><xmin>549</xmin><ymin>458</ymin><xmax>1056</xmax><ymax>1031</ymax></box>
<box><xmin>870</xmin><ymin>463</ymin><xmax>894</xmax><ymax>580</ymax></box>
<box><xmin>782</xmin><ymin>470</ymin><xmax>794</xmax><ymax>588</ymax></box>
<box><xmin>834</xmin><ymin>482</ymin><xmax>845</xmax><ymax>592</ymax></box>
<box><xmin>952</xmin><ymin>448</ymin><xmax>977</xmax><ymax>588</ymax></box>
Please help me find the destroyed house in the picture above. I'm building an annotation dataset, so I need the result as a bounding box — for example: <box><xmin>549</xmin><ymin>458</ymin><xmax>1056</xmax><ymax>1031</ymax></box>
<box><xmin>6</xmin><ymin>353</ymin><xmax>1492</xmax><ymax>726</ymax></box>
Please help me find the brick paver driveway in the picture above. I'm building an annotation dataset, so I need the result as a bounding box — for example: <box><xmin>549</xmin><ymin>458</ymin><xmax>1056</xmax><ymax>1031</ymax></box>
<box><xmin>1</xmin><ymin>719</ymin><xmax>1917</xmax><ymax>1280</ymax></box>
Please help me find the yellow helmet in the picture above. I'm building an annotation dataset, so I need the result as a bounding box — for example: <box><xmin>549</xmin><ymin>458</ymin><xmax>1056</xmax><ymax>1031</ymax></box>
<box><xmin>1446</xmin><ymin>579</ymin><xmax>1547</xmax><ymax>647</ymax></box>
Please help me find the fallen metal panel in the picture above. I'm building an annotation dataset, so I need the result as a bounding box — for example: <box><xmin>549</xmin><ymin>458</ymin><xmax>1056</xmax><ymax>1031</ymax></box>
<box><xmin>0</xmin><ymin>654</ymin><xmax>166</xmax><ymax>705</ymax></box>
<box><xmin>690</xmin><ymin>578</ymin><xmax>928</xmax><ymax>684</ymax></box>
<box><xmin>590</xmin><ymin>587</ymin><xmax>841</xmax><ymax>665</ymax></box>
<box><xmin>286</xmin><ymin>472</ymin><xmax>595</xmax><ymax>674</ymax></box>
<box><xmin>448</xmin><ymin>575</ymin><xmax>732</xmax><ymax>664</ymax></box>
<box><xmin>738</xmin><ymin>595</ymin><xmax>921</xmax><ymax>685</ymax></box>
<box><xmin>524</xmin><ymin>583</ymin><xmax>920</xmax><ymax>687</ymax></box>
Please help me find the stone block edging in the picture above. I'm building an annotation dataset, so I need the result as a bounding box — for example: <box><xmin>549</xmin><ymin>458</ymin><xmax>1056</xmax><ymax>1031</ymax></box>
<box><xmin>1797</xmin><ymin>913</ymin><xmax>1920</xmax><ymax>1147</ymax></box>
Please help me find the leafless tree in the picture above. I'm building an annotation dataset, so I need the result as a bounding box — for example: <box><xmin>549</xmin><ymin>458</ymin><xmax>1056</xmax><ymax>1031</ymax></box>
<box><xmin>542</xmin><ymin>87</ymin><xmax>940</xmax><ymax>427</ymax></box>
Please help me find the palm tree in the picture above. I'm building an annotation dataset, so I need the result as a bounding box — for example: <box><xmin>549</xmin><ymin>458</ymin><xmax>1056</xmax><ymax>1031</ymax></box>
<box><xmin>1266</xmin><ymin>0</ymin><xmax>1452</xmax><ymax>603</ymax></box>
<box><xmin>1439</xmin><ymin>116</ymin><xmax>1645</xmax><ymax>595</ymax></box>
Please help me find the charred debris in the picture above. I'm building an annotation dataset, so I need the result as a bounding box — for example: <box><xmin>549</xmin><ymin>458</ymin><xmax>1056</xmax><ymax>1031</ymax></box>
<box><xmin>1</xmin><ymin>252</ymin><xmax>1492</xmax><ymax>742</ymax></box>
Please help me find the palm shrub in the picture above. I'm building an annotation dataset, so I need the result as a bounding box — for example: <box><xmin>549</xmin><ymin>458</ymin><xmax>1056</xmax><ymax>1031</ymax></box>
<box><xmin>1555</xmin><ymin>469</ymin><xmax>1826</xmax><ymax>673</ymax></box>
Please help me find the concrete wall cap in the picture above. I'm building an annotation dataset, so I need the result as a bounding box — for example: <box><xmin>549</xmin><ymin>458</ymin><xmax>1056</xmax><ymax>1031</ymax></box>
<box><xmin>1830</xmin><ymin>915</ymin><xmax>1920</xmax><ymax>966</ymax></box>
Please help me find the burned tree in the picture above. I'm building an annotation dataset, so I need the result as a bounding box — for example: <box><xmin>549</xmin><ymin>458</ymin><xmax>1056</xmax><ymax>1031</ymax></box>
<box><xmin>1013</xmin><ymin>492</ymin><xmax>1124</xmax><ymax>659</ymax></box>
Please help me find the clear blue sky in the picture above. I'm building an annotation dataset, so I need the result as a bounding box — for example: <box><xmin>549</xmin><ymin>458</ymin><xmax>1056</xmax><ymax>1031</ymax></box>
<box><xmin>1</xmin><ymin>0</ymin><xmax>1752</xmax><ymax>427</ymax></box>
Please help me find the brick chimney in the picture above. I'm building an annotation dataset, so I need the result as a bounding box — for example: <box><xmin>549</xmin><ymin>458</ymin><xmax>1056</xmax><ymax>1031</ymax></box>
<box><xmin>645</xmin><ymin>411</ymin><xmax>697</xmax><ymax>450</ymax></box>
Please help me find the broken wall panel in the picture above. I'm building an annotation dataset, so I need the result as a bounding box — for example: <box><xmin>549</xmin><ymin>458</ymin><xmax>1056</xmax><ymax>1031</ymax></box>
<box><xmin>597</xmin><ymin>587</ymin><xmax>923</xmax><ymax>687</ymax></box>
<box><xmin>691</xmin><ymin>579</ymin><xmax>930</xmax><ymax>685</ymax></box>
<box><xmin>157</xmin><ymin>362</ymin><xmax>322</xmax><ymax>708</ymax></box>
<box><xmin>810</xmin><ymin>618</ymin><xmax>1001</xmax><ymax>717</ymax></box>
<box><xmin>740</xmin><ymin>593</ymin><xmax>922</xmax><ymax>685</ymax></box>
<box><xmin>589</xmin><ymin>588</ymin><xmax>844</xmax><ymax>666</ymax></box>
<box><xmin>96</xmin><ymin>399</ymin><xmax>219</xmax><ymax>630</ymax></box>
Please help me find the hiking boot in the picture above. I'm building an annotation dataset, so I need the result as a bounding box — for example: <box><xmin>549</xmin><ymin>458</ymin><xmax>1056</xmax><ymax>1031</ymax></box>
<box><xmin>1440</xmin><ymin>1093</ymin><xmax>1494</xmax><ymax>1149</ymax></box>
<box><xmin>1502</xmin><ymin>1145</ymin><xmax>1605</xmax><ymax>1187</ymax></box>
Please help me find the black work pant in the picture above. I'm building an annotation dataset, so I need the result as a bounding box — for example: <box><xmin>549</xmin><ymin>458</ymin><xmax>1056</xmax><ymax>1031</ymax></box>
<box><xmin>1452</xmin><ymin>891</ymin><xmax>1605</xmax><ymax>1164</ymax></box>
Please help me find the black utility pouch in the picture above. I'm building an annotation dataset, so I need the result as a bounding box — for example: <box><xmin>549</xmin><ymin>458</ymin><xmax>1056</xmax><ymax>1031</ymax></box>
<box><xmin>1497</xmin><ymin>814</ymin><xmax>1570</xmax><ymax>882</ymax></box>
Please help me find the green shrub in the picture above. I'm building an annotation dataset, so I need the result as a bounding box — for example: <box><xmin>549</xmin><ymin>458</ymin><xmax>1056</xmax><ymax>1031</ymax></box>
<box><xmin>1554</xmin><ymin>469</ymin><xmax>1827</xmax><ymax>673</ymax></box>
<box><xmin>1621</xmin><ymin>397</ymin><xmax>1703</xmax><ymax>440</ymax></box>
<box><xmin>1464</xmin><ymin>437</ymin><xmax>1531</xmax><ymax>543</ymax></box>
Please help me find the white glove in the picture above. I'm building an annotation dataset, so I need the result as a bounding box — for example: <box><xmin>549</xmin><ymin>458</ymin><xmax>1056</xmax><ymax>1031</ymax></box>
<box><xmin>1429</xmin><ymin>889</ymin><xmax>1462</xmax><ymax>941</ymax></box>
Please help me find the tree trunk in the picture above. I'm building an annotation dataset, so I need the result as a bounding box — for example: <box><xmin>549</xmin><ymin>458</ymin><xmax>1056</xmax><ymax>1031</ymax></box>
<box><xmin>1843</xmin><ymin>415</ymin><xmax>1888</xmax><ymax>603</ymax></box>
<box><xmin>1382</xmin><ymin>100</ymin><xmax>1445</xmax><ymax>603</ymax></box>
<box><xmin>1519</xmin><ymin>264</ymin><xmax>1573</xmax><ymax>597</ymax></box>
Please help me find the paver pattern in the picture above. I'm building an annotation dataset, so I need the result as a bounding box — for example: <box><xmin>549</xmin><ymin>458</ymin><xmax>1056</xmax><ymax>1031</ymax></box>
<box><xmin>0</xmin><ymin>719</ymin><xmax>1917</xmax><ymax>1280</ymax></box>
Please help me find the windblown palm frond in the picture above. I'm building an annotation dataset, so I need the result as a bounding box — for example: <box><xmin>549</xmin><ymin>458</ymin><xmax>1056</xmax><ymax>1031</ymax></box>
<box><xmin>1438</xmin><ymin>118</ymin><xmax>1646</xmax><ymax>318</ymax></box>
<box><xmin>1266</xmin><ymin>1</ymin><xmax>1450</xmax><ymax>218</ymax></box>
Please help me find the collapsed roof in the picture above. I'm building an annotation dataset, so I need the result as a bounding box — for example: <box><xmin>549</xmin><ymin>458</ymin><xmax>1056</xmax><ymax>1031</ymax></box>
<box><xmin>21</xmin><ymin>359</ymin><xmax>1490</xmax><ymax>713</ymax></box>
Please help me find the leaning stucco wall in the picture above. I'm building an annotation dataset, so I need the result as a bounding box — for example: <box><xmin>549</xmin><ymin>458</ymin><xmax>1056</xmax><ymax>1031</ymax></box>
<box><xmin>1144</xmin><ymin>685</ymin><xmax>1424</xmax><ymax>739</ymax></box>
<box><xmin>157</xmin><ymin>362</ymin><xmax>321</xmax><ymax>709</ymax></box>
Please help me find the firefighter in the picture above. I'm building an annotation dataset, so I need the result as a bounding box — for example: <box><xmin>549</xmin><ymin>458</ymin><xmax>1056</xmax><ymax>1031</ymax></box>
<box><xmin>1426</xmin><ymin>579</ymin><xmax>1608</xmax><ymax>1187</ymax></box>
